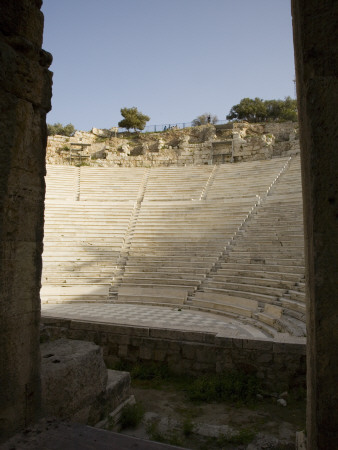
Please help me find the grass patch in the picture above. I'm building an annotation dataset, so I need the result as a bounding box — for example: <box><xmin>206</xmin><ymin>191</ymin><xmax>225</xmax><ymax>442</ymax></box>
<box><xmin>119</xmin><ymin>402</ymin><xmax>144</xmax><ymax>429</ymax></box>
<box><xmin>112</xmin><ymin>361</ymin><xmax>261</xmax><ymax>403</ymax></box>
<box><xmin>187</xmin><ymin>371</ymin><xmax>260</xmax><ymax>404</ymax></box>
<box><xmin>145</xmin><ymin>420</ymin><xmax>183</xmax><ymax>447</ymax></box>
<box><xmin>182</xmin><ymin>417</ymin><xmax>194</xmax><ymax>436</ymax></box>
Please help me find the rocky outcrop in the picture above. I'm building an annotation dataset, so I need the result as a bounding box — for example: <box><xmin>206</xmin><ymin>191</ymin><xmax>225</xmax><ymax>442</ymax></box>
<box><xmin>46</xmin><ymin>122</ymin><xmax>299</xmax><ymax>168</ymax></box>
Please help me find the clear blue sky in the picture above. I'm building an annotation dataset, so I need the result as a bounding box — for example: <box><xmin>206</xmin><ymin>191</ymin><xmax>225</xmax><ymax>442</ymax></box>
<box><xmin>41</xmin><ymin>0</ymin><xmax>295</xmax><ymax>131</ymax></box>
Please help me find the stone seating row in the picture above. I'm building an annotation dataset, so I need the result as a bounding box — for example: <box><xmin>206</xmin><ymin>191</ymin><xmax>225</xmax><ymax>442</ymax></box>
<box><xmin>41</xmin><ymin>200</ymin><xmax>135</xmax><ymax>303</ymax></box>
<box><xmin>43</xmin><ymin>156</ymin><xmax>305</xmax><ymax>338</ymax></box>
<box><xmin>46</xmin><ymin>165</ymin><xmax>78</xmax><ymax>201</ymax></box>
<box><xmin>45</xmin><ymin>158</ymin><xmax>289</xmax><ymax>203</ymax></box>
<box><xmin>116</xmin><ymin>199</ymin><xmax>257</xmax><ymax>303</ymax></box>
<box><xmin>189</xmin><ymin>156</ymin><xmax>305</xmax><ymax>336</ymax></box>
<box><xmin>206</xmin><ymin>157</ymin><xmax>289</xmax><ymax>200</ymax></box>
<box><xmin>80</xmin><ymin>167</ymin><xmax>145</xmax><ymax>201</ymax></box>
<box><xmin>144</xmin><ymin>166</ymin><xmax>213</xmax><ymax>201</ymax></box>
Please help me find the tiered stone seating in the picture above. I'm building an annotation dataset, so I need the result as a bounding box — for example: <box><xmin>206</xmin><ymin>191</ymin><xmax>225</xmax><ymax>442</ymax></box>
<box><xmin>45</xmin><ymin>165</ymin><xmax>78</xmax><ymax>200</ymax></box>
<box><xmin>143</xmin><ymin>166</ymin><xmax>214</xmax><ymax>201</ymax></box>
<box><xmin>191</xmin><ymin>156</ymin><xmax>306</xmax><ymax>337</ymax></box>
<box><xmin>117</xmin><ymin>199</ymin><xmax>257</xmax><ymax>304</ymax></box>
<box><xmin>79</xmin><ymin>167</ymin><xmax>146</xmax><ymax>201</ymax></box>
<box><xmin>43</xmin><ymin>158</ymin><xmax>305</xmax><ymax>337</ymax></box>
<box><xmin>42</xmin><ymin>200</ymin><xmax>134</xmax><ymax>303</ymax></box>
<box><xmin>206</xmin><ymin>158</ymin><xmax>289</xmax><ymax>200</ymax></box>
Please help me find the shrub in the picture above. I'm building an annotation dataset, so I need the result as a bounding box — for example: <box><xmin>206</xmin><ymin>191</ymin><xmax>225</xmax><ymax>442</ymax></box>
<box><xmin>119</xmin><ymin>402</ymin><xmax>144</xmax><ymax>429</ymax></box>
<box><xmin>192</xmin><ymin>113</ymin><xmax>218</xmax><ymax>126</ymax></box>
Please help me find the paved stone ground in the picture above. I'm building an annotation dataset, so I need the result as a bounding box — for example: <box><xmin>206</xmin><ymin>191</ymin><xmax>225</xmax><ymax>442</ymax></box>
<box><xmin>41</xmin><ymin>303</ymin><xmax>267</xmax><ymax>339</ymax></box>
<box><xmin>2</xmin><ymin>419</ymin><xmax>185</xmax><ymax>450</ymax></box>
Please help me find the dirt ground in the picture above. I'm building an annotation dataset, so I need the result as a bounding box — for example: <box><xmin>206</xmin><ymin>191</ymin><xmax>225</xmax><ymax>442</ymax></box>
<box><xmin>118</xmin><ymin>381</ymin><xmax>306</xmax><ymax>449</ymax></box>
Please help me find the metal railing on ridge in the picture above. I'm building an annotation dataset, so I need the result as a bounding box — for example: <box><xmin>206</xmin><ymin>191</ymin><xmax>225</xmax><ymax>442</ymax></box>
<box><xmin>119</xmin><ymin>119</ymin><xmax>229</xmax><ymax>133</ymax></box>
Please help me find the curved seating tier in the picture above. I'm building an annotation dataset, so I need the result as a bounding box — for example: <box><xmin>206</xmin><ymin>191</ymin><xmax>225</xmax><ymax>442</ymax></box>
<box><xmin>117</xmin><ymin>198</ymin><xmax>257</xmax><ymax>303</ymax></box>
<box><xmin>190</xmin><ymin>156</ymin><xmax>306</xmax><ymax>337</ymax></box>
<box><xmin>45</xmin><ymin>165</ymin><xmax>78</xmax><ymax>200</ymax></box>
<box><xmin>206</xmin><ymin>157</ymin><xmax>289</xmax><ymax>200</ymax></box>
<box><xmin>79</xmin><ymin>167</ymin><xmax>146</xmax><ymax>201</ymax></box>
<box><xmin>43</xmin><ymin>157</ymin><xmax>306</xmax><ymax>337</ymax></box>
<box><xmin>143</xmin><ymin>166</ymin><xmax>214</xmax><ymax>201</ymax></box>
<box><xmin>42</xmin><ymin>200</ymin><xmax>135</xmax><ymax>302</ymax></box>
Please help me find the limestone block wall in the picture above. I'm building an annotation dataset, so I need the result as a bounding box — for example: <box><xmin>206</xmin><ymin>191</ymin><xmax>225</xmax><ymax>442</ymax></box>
<box><xmin>0</xmin><ymin>0</ymin><xmax>52</xmax><ymax>439</ymax></box>
<box><xmin>41</xmin><ymin>318</ymin><xmax>306</xmax><ymax>392</ymax></box>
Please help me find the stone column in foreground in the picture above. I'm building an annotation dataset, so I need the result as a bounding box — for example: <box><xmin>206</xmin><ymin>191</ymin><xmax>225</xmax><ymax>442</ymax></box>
<box><xmin>291</xmin><ymin>1</ymin><xmax>338</xmax><ymax>448</ymax></box>
<box><xmin>0</xmin><ymin>0</ymin><xmax>52</xmax><ymax>439</ymax></box>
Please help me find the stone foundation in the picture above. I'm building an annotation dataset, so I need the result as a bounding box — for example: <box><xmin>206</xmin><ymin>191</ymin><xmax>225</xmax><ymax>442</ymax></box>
<box><xmin>41</xmin><ymin>318</ymin><xmax>306</xmax><ymax>392</ymax></box>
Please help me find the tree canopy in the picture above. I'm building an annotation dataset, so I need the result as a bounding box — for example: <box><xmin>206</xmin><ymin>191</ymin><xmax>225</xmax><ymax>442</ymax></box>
<box><xmin>47</xmin><ymin>122</ymin><xmax>76</xmax><ymax>136</ymax></box>
<box><xmin>192</xmin><ymin>113</ymin><xmax>218</xmax><ymax>126</ymax></box>
<box><xmin>226</xmin><ymin>97</ymin><xmax>297</xmax><ymax>122</ymax></box>
<box><xmin>118</xmin><ymin>107</ymin><xmax>150</xmax><ymax>132</ymax></box>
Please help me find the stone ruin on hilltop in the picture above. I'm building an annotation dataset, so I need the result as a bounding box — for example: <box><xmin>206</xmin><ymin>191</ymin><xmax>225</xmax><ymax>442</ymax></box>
<box><xmin>47</xmin><ymin>122</ymin><xmax>300</xmax><ymax>167</ymax></box>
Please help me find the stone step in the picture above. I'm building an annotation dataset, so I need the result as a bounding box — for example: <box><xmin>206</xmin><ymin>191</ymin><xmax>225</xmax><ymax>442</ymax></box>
<box><xmin>226</xmin><ymin>257</ymin><xmax>305</xmax><ymax>266</ymax></box>
<box><xmin>277</xmin><ymin>316</ymin><xmax>306</xmax><ymax>337</ymax></box>
<box><xmin>220</xmin><ymin>262</ymin><xmax>305</xmax><ymax>274</ymax></box>
<box><xmin>120</xmin><ymin>282</ymin><xmax>197</xmax><ymax>295</ymax></box>
<box><xmin>202</xmin><ymin>286</ymin><xmax>277</xmax><ymax>304</ymax></box>
<box><xmin>215</xmin><ymin>268</ymin><xmax>301</xmax><ymax>282</ymax></box>
<box><xmin>41</xmin><ymin>284</ymin><xmax>110</xmax><ymax>303</ymax></box>
<box><xmin>118</xmin><ymin>285</ymin><xmax>188</xmax><ymax>305</ymax></box>
<box><xmin>122</xmin><ymin>272</ymin><xmax>204</xmax><ymax>281</ymax></box>
<box><xmin>209</xmin><ymin>274</ymin><xmax>295</xmax><ymax>289</ymax></box>
<box><xmin>204</xmin><ymin>280</ymin><xmax>286</xmax><ymax>296</ymax></box>
<box><xmin>283</xmin><ymin>290</ymin><xmax>306</xmax><ymax>302</ymax></box>
<box><xmin>43</xmin><ymin>277</ymin><xmax>112</xmax><ymax>284</ymax></box>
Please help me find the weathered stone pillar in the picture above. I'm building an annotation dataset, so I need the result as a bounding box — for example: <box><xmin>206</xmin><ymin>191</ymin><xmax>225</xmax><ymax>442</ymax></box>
<box><xmin>291</xmin><ymin>1</ymin><xmax>338</xmax><ymax>448</ymax></box>
<box><xmin>0</xmin><ymin>0</ymin><xmax>52</xmax><ymax>439</ymax></box>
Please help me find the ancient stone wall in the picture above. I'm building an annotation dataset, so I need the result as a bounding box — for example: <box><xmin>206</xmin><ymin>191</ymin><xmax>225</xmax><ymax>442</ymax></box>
<box><xmin>41</xmin><ymin>318</ymin><xmax>306</xmax><ymax>392</ymax></box>
<box><xmin>46</xmin><ymin>122</ymin><xmax>299</xmax><ymax>168</ymax></box>
<box><xmin>0</xmin><ymin>0</ymin><xmax>52</xmax><ymax>439</ymax></box>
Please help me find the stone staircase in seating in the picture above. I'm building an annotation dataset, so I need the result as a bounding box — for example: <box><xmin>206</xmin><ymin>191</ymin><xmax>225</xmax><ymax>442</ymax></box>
<box><xmin>188</xmin><ymin>156</ymin><xmax>306</xmax><ymax>338</ymax></box>
<box><xmin>114</xmin><ymin>157</ymin><xmax>291</xmax><ymax>310</ymax></box>
<box><xmin>109</xmin><ymin>168</ymin><xmax>151</xmax><ymax>300</ymax></box>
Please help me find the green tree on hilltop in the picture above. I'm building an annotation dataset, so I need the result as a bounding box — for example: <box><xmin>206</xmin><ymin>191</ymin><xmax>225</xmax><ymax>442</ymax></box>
<box><xmin>47</xmin><ymin>122</ymin><xmax>76</xmax><ymax>136</ymax></box>
<box><xmin>226</xmin><ymin>97</ymin><xmax>267</xmax><ymax>122</ymax></box>
<box><xmin>226</xmin><ymin>97</ymin><xmax>297</xmax><ymax>122</ymax></box>
<box><xmin>118</xmin><ymin>107</ymin><xmax>150</xmax><ymax>132</ymax></box>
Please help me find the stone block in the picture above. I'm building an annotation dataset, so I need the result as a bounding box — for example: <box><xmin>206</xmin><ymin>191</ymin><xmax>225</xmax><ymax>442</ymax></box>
<box><xmin>242</xmin><ymin>339</ymin><xmax>273</xmax><ymax>351</ymax></box>
<box><xmin>139</xmin><ymin>346</ymin><xmax>153</xmax><ymax>360</ymax></box>
<box><xmin>214</xmin><ymin>336</ymin><xmax>233</xmax><ymax>348</ymax></box>
<box><xmin>153</xmin><ymin>349</ymin><xmax>167</xmax><ymax>362</ymax></box>
<box><xmin>195</xmin><ymin>345</ymin><xmax>216</xmax><ymax>364</ymax></box>
<box><xmin>41</xmin><ymin>339</ymin><xmax>107</xmax><ymax>420</ymax></box>
<box><xmin>256</xmin><ymin>353</ymin><xmax>273</xmax><ymax>364</ymax></box>
<box><xmin>182</xmin><ymin>343</ymin><xmax>196</xmax><ymax>360</ymax></box>
<box><xmin>273</xmin><ymin>342</ymin><xmax>306</xmax><ymax>354</ymax></box>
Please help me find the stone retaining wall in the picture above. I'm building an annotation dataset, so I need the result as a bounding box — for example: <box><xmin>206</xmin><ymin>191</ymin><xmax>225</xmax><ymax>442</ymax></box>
<box><xmin>41</xmin><ymin>318</ymin><xmax>306</xmax><ymax>391</ymax></box>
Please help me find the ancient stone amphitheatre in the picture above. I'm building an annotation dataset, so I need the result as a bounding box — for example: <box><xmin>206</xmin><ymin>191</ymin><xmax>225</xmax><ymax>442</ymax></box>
<box><xmin>41</xmin><ymin>123</ymin><xmax>306</xmax><ymax>349</ymax></box>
